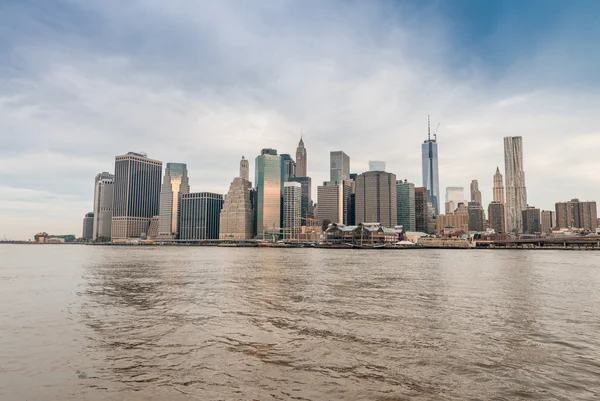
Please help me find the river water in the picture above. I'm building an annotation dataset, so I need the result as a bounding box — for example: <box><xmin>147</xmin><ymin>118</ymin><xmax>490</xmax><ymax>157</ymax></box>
<box><xmin>1</xmin><ymin>245</ymin><xmax>599</xmax><ymax>400</ymax></box>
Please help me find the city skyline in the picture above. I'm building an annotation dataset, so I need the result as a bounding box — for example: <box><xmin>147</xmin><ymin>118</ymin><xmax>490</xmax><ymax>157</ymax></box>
<box><xmin>2</xmin><ymin>1</ymin><xmax>600</xmax><ymax>239</ymax></box>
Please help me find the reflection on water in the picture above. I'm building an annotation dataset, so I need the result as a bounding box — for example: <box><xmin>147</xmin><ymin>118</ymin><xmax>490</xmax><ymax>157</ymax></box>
<box><xmin>1</xmin><ymin>246</ymin><xmax>600</xmax><ymax>400</ymax></box>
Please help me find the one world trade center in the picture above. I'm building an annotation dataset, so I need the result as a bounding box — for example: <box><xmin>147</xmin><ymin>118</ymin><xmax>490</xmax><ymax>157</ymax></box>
<box><xmin>422</xmin><ymin>116</ymin><xmax>440</xmax><ymax>217</ymax></box>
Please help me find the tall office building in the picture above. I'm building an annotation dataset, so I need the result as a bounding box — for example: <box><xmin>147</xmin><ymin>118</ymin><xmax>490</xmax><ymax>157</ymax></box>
<box><xmin>422</xmin><ymin>117</ymin><xmax>440</xmax><ymax>216</ymax></box>
<box><xmin>555</xmin><ymin>199</ymin><xmax>598</xmax><ymax>231</ymax></box>
<box><xmin>488</xmin><ymin>201</ymin><xmax>506</xmax><ymax>234</ymax></box>
<box><xmin>493</xmin><ymin>167</ymin><xmax>505</xmax><ymax>203</ymax></box>
<box><xmin>92</xmin><ymin>172</ymin><xmax>114</xmax><ymax>240</ymax></box>
<box><xmin>178</xmin><ymin>192</ymin><xmax>223</xmax><ymax>240</ymax></box>
<box><xmin>296</xmin><ymin>137</ymin><xmax>307</xmax><ymax>178</ymax></box>
<box><xmin>355</xmin><ymin>171</ymin><xmax>397</xmax><ymax>227</ymax></box>
<box><xmin>220</xmin><ymin>157</ymin><xmax>255</xmax><ymax>240</ymax></box>
<box><xmin>470</xmin><ymin>180</ymin><xmax>482</xmax><ymax>205</ymax></box>
<box><xmin>255</xmin><ymin>149</ymin><xmax>283</xmax><ymax>237</ymax></box>
<box><xmin>396</xmin><ymin>180</ymin><xmax>416</xmax><ymax>231</ymax></box>
<box><xmin>111</xmin><ymin>152</ymin><xmax>162</xmax><ymax>240</ymax></box>
<box><xmin>289</xmin><ymin>176</ymin><xmax>312</xmax><ymax>223</ymax></box>
<box><xmin>330</xmin><ymin>151</ymin><xmax>350</xmax><ymax>182</ymax></box>
<box><xmin>368</xmin><ymin>161</ymin><xmax>386</xmax><ymax>172</ymax></box>
<box><xmin>504</xmin><ymin>136</ymin><xmax>527</xmax><ymax>234</ymax></box>
<box><xmin>540</xmin><ymin>210</ymin><xmax>555</xmax><ymax>234</ymax></box>
<box><xmin>522</xmin><ymin>206</ymin><xmax>541</xmax><ymax>235</ymax></box>
<box><xmin>468</xmin><ymin>202</ymin><xmax>485</xmax><ymax>232</ymax></box>
<box><xmin>280</xmin><ymin>154</ymin><xmax>296</xmax><ymax>181</ymax></box>
<box><xmin>82</xmin><ymin>212</ymin><xmax>94</xmax><ymax>240</ymax></box>
<box><xmin>157</xmin><ymin>163</ymin><xmax>190</xmax><ymax>239</ymax></box>
<box><xmin>414</xmin><ymin>187</ymin><xmax>430</xmax><ymax>233</ymax></box>
<box><xmin>317</xmin><ymin>181</ymin><xmax>351</xmax><ymax>225</ymax></box>
<box><xmin>283</xmin><ymin>182</ymin><xmax>302</xmax><ymax>239</ymax></box>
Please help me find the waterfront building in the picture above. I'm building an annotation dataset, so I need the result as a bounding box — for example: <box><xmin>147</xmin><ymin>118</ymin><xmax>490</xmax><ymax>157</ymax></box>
<box><xmin>504</xmin><ymin>136</ymin><xmax>528</xmax><ymax>233</ymax></box>
<box><xmin>470</xmin><ymin>180</ymin><xmax>482</xmax><ymax>205</ymax></box>
<box><xmin>396</xmin><ymin>180</ymin><xmax>416</xmax><ymax>232</ymax></box>
<box><xmin>220</xmin><ymin>157</ymin><xmax>255</xmax><ymax>240</ymax></box>
<box><xmin>493</xmin><ymin>167</ymin><xmax>505</xmax><ymax>203</ymax></box>
<box><xmin>255</xmin><ymin>149</ymin><xmax>283</xmax><ymax>237</ymax></box>
<box><xmin>288</xmin><ymin>176</ymin><xmax>312</xmax><ymax>223</ymax></box>
<box><xmin>436</xmin><ymin>213</ymin><xmax>469</xmax><ymax>234</ymax></box>
<box><xmin>92</xmin><ymin>172</ymin><xmax>114</xmax><ymax>240</ymax></box>
<box><xmin>283</xmin><ymin>182</ymin><xmax>302</xmax><ymax>239</ymax></box>
<box><xmin>82</xmin><ymin>212</ymin><xmax>94</xmax><ymax>240</ymax></box>
<box><xmin>178</xmin><ymin>192</ymin><xmax>224</xmax><ymax>240</ymax></box>
<box><xmin>280</xmin><ymin>154</ymin><xmax>296</xmax><ymax>181</ymax></box>
<box><xmin>522</xmin><ymin>206</ymin><xmax>541</xmax><ymax>235</ymax></box>
<box><xmin>157</xmin><ymin>163</ymin><xmax>190</xmax><ymax>239</ymax></box>
<box><xmin>422</xmin><ymin>117</ymin><xmax>440</xmax><ymax>216</ymax></box>
<box><xmin>368</xmin><ymin>161</ymin><xmax>386</xmax><ymax>172</ymax></box>
<box><xmin>317</xmin><ymin>181</ymin><xmax>351</xmax><ymax>225</ymax></box>
<box><xmin>355</xmin><ymin>171</ymin><xmax>397</xmax><ymax>228</ymax></box>
<box><xmin>468</xmin><ymin>202</ymin><xmax>485</xmax><ymax>232</ymax></box>
<box><xmin>540</xmin><ymin>210</ymin><xmax>555</xmax><ymax>234</ymax></box>
<box><xmin>296</xmin><ymin>137</ymin><xmax>307</xmax><ymax>177</ymax></box>
<box><xmin>488</xmin><ymin>201</ymin><xmax>506</xmax><ymax>234</ymax></box>
<box><xmin>330</xmin><ymin>151</ymin><xmax>350</xmax><ymax>182</ymax></box>
<box><xmin>111</xmin><ymin>152</ymin><xmax>162</xmax><ymax>240</ymax></box>
<box><xmin>555</xmin><ymin>199</ymin><xmax>598</xmax><ymax>232</ymax></box>
<box><xmin>414</xmin><ymin>187</ymin><xmax>430</xmax><ymax>233</ymax></box>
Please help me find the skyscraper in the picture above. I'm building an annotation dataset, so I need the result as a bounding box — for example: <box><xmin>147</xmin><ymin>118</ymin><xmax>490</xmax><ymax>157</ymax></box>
<box><xmin>296</xmin><ymin>137</ymin><xmax>307</xmax><ymax>177</ymax></box>
<box><xmin>220</xmin><ymin>157</ymin><xmax>255</xmax><ymax>240</ymax></box>
<box><xmin>280</xmin><ymin>154</ymin><xmax>296</xmax><ymax>181</ymax></box>
<box><xmin>522</xmin><ymin>206</ymin><xmax>541</xmax><ymax>235</ymax></box>
<box><xmin>555</xmin><ymin>199</ymin><xmax>598</xmax><ymax>231</ymax></box>
<box><xmin>540</xmin><ymin>210</ymin><xmax>555</xmax><ymax>234</ymax></box>
<box><xmin>317</xmin><ymin>181</ymin><xmax>351</xmax><ymax>225</ymax></box>
<box><xmin>396</xmin><ymin>180</ymin><xmax>416</xmax><ymax>231</ymax></box>
<box><xmin>488</xmin><ymin>201</ymin><xmax>506</xmax><ymax>234</ymax></box>
<box><xmin>330</xmin><ymin>151</ymin><xmax>350</xmax><ymax>182</ymax></box>
<box><xmin>468</xmin><ymin>202</ymin><xmax>485</xmax><ymax>232</ymax></box>
<box><xmin>445</xmin><ymin>186</ymin><xmax>464</xmax><ymax>215</ymax></box>
<box><xmin>422</xmin><ymin>117</ymin><xmax>440</xmax><ymax>216</ymax></box>
<box><xmin>368</xmin><ymin>161</ymin><xmax>386</xmax><ymax>172</ymax></box>
<box><xmin>178</xmin><ymin>192</ymin><xmax>223</xmax><ymax>240</ymax></box>
<box><xmin>111</xmin><ymin>152</ymin><xmax>162</xmax><ymax>240</ymax></box>
<box><xmin>92</xmin><ymin>172</ymin><xmax>114</xmax><ymax>240</ymax></box>
<box><xmin>470</xmin><ymin>180</ymin><xmax>482</xmax><ymax>205</ymax></box>
<box><xmin>355</xmin><ymin>171</ymin><xmax>397</xmax><ymax>228</ymax></box>
<box><xmin>82</xmin><ymin>212</ymin><xmax>94</xmax><ymax>240</ymax></box>
<box><xmin>255</xmin><ymin>149</ymin><xmax>283</xmax><ymax>237</ymax></box>
<box><xmin>158</xmin><ymin>163</ymin><xmax>190</xmax><ymax>239</ymax></box>
<box><xmin>504</xmin><ymin>136</ymin><xmax>527</xmax><ymax>234</ymax></box>
<box><xmin>414</xmin><ymin>187</ymin><xmax>430</xmax><ymax>233</ymax></box>
<box><xmin>493</xmin><ymin>167</ymin><xmax>505</xmax><ymax>203</ymax></box>
<box><xmin>283</xmin><ymin>182</ymin><xmax>302</xmax><ymax>239</ymax></box>
<box><xmin>289</xmin><ymin>176</ymin><xmax>312</xmax><ymax>223</ymax></box>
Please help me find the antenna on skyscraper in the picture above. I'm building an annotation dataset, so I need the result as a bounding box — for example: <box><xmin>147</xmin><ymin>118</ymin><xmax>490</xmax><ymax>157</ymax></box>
<box><xmin>427</xmin><ymin>115</ymin><xmax>431</xmax><ymax>141</ymax></box>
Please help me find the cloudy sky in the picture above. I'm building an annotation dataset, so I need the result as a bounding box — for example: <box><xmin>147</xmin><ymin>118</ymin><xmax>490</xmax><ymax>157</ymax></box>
<box><xmin>1</xmin><ymin>0</ymin><xmax>599</xmax><ymax>239</ymax></box>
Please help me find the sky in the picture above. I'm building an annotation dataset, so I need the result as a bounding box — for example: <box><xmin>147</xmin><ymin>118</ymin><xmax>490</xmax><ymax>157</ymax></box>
<box><xmin>1</xmin><ymin>0</ymin><xmax>599</xmax><ymax>240</ymax></box>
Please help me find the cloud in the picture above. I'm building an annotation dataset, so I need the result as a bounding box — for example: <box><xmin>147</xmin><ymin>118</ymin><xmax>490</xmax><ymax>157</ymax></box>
<box><xmin>0</xmin><ymin>0</ymin><xmax>599</xmax><ymax>239</ymax></box>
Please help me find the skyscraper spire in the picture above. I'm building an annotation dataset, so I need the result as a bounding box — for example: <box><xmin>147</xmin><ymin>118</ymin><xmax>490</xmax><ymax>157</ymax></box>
<box><xmin>296</xmin><ymin>135</ymin><xmax>307</xmax><ymax>177</ymax></box>
<box><xmin>422</xmin><ymin>115</ymin><xmax>439</xmax><ymax>216</ymax></box>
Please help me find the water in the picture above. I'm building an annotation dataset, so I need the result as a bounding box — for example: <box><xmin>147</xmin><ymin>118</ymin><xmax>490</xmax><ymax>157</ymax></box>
<box><xmin>1</xmin><ymin>245</ymin><xmax>600</xmax><ymax>400</ymax></box>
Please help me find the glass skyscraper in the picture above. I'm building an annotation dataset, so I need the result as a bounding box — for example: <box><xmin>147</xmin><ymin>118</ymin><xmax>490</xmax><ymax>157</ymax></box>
<box><xmin>178</xmin><ymin>192</ymin><xmax>224</xmax><ymax>240</ymax></box>
<box><xmin>111</xmin><ymin>152</ymin><xmax>162</xmax><ymax>240</ymax></box>
<box><xmin>330</xmin><ymin>151</ymin><xmax>350</xmax><ymax>182</ymax></box>
<box><xmin>158</xmin><ymin>163</ymin><xmax>190</xmax><ymax>239</ymax></box>
<box><xmin>396</xmin><ymin>180</ymin><xmax>415</xmax><ymax>231</ymax></box>
<box><xmin>255</xmin><ymin>149</ymin><xmax>283</xmax><ymax>237</ymax></box>
<box><xmin>422</xmin><ymin>130</ymin><xmax>440</xmax><ymax>216</ymax></box>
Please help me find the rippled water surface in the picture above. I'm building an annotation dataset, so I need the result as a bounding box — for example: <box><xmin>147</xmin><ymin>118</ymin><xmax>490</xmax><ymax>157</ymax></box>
<box><xmin>1</xmin><ymin>245</ymin><xmax>600</xmax><ymax>400</ymax></box>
